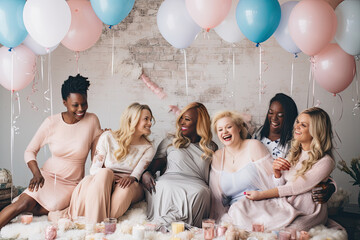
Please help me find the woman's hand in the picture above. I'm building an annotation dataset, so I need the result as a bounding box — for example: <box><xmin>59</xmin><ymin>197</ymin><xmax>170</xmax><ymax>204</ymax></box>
<box><xmin>28</xmin><ymin>173</ymin><xmax>45</xmax><ymax>192</ymax></box>
<box><xmin>141</xmin><ymin>171</ymin><xmax>156</xmax><ymax>194</ymax></box>
<box><xmin>245</xmin><ymin>191</ymin><xmax>262</xmax><ymax>201</ymax></box>
<box><xmin>116</xmin><ymin>176</ymin><xmax>136</xmax><ymax>188</ymax></box>
<box><xmin>273</xmin><ymin>157</ymin><xmax>291</xmax><ymax>178</ymax></box>
<box><xmin>311</xmin><ymin>181</ymin><xmax>335</xmax><ymax>204</ymax></box>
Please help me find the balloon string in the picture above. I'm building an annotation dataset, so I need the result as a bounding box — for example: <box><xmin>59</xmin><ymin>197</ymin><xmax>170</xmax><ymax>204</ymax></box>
<box><xmin>111</xmin><ymin>30</ymin><xmax>115</xmax><ymax>76</ymax></box>
<box><xmin>290</xmin><ymin>57</ymin><xmax>294</xmax><ymax>97</ymax></box>
<box><xmin>75</xmin><ymin>51</ymin><xmax>80</xmax><ymax>74</ymax></box>
<box><xmin>26</xmin><ymin>59</ymin><xmax>39</xmax><ymax>111</ymax></box>
<box><xmin>307</xmin><ymin>58</ymin><xmax>314</xmax><ymax>108</ymax></box>
<box><xmin>352</xmin><ymin>59</ymin><xmax>360</xmax><ymax>115</ymax></box>
<box><xmin>312</xmin><ymin>66</ymin><xmax>315</xmax><ymax>107</ymax></box>
<box><xmin>10</xmin><ymin>51</ymin><xmax>14</xmax><ymax>201</ymax></box>
<box><xmin>232</xmin><ymin>46</ymin><xmax>236</xmax><ymax>108</ymax></box>
<box><xmin>332</xmin><ymin>94</ymin><xmax>343</xmax><ymax>145</ymax></box>
<box><xmin>183</xmin><ymin>49</ymin><xmax>189</xmax><ymax>104</ymax></box>
<box><xmin>258</xmin><ymin>44</ymin><xmax>262</xmax><ymax>104</ymax></box>
<box><xmin>48</xmin><ymin>52</ymin><xmax>53</xmax><ymax>116</ymax></box>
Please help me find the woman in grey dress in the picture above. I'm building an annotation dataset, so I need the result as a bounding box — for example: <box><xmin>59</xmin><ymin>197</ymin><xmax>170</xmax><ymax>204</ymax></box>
<box><xmin>141</xmin><ymin>102</ymin><xmax>217</xmax><ymax>228</ymax></box>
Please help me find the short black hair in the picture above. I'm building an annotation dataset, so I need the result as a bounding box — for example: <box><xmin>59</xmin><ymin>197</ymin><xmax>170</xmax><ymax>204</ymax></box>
<box><xmin>260</xmin><ymin>93</ymin><xmax>298</xmax><ymax>147</ymax></box>
<box><xmin>61</xmin><ymin>74</ymin><xmax>90</xmax><ymax>100</ymax></box>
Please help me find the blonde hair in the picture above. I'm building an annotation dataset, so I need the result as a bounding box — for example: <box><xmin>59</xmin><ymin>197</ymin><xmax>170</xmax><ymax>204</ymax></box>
<box><xmin>112</xmin><ymin>102</ymin><xmax>154</xmax><ymax>161</ymax></box>
<box><xmin>287</xmin><ymin>107</ymin><xmax>333</xmax><ymax>178</ymax></box>
<box><xmin>212</xmin><ymin>110</ymin><xmax>248</xmax><ymax>140</ymax></box>
<box><xmin>173</xmin><ymin>102</ymin><xmax>214</xmax><ymax>160</ymax></box>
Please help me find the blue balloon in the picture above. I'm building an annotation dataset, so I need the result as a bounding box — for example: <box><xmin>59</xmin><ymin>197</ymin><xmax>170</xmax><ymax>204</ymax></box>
<box><xmin>0</xmin><ymin>0</ymin><xmax>28</xmax><ymax>48</ymax></box>
<box><xmin>236</xmin><ymin>0</ymin><xmax>281</xmax><ymax>44</ymax></box>
<box><xmin>90</xmin><ymin>0</ymin><xmax>135</xmax><ymax>26</ymax></box>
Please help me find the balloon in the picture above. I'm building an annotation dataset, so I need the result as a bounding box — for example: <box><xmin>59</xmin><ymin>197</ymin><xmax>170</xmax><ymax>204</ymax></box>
<box><xmin>185</xmin><ymin>0</ymin><xmax>232</xmax><ymax>31</ymax></box>
<box><xmin>288</xmin><ymin>0</ymin><xmax>337</xmax><ymax>56</ymax></box>
<box><xmin>90</xmin><ymin>0</ymin><xmax>135</xmax><ymax>26</ymax></box>
<box><xmin>0</xmin><ymin>0</ymin><xmax>28</xmax><ymax>48</ymax></box>
<box><xmin>0</xmin><ymin>45</ymin><xmax>36</xmax><ymax>92</ymax></box>
<box><xmin>62</xmin><ymin>0</ymin><xmax>103</xmax><ymax>52</ymax></box>
<box><xmin>23</xmin><ymin>0</ymin><xmax>71</xmax><ymax>48</ymax></box>
<box><xmin>313</xmin><ymin>43</ymin><xmax>355</xmax><ymax>94</ymax></box>
<box><xmin>274</xmin><ymin>1</ymin><xmax>301</xmax><ymax>55</ymax></box>
<box><xmin>236</xmin><ymin>0</ymin><xmax>281</xmax><ymax>44</ymax></box>
<box><xmin>214</xmin><ymin>0</ymin><xmax>245</xmax><ymax>43</ymax></box>
<box><xmin>157</xmin><ymin>0</ymin><xmax>201</xmax><ymax>49</ymax></box>
<box><xmin>23</xmin><ymin>35</ymin><xmax>58</xmax><ymax>55</ymax></box>
<box><xmin>335</xmin><ymin>0</ymin><xmax>360</xmax><ymax>56</ymax></box>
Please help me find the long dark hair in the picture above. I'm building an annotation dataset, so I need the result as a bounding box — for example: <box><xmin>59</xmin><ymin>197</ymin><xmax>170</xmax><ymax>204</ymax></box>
<box><xmin>260</xmin><ymin>93</ymin><xmax>298</xmax><ymax>147</ymax></box>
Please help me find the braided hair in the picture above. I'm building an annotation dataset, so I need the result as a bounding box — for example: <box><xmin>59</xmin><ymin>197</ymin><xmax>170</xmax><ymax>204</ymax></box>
<box><xmin>61</xmin><ymin>74</ymin><xmax>90</xmax><ymax>100</ymax></box>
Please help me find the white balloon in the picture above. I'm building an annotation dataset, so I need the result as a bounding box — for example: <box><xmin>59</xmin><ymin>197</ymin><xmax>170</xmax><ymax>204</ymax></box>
<box><xmin>23</xmin><ymin>35</ymin><xmax>59</xmax><ymax>55</ymax></box>
<box><xmin>23</xmin><ymin>0</ymin><xmax>71</xmax><ymax>48</ymax></box>
<box><xmin>214</xmin><ymin>0</ymin><xmax>245</xmax><ymax>43</ymax></box>
<box><xmin>335</xmin><ymin>0</ymin><xmax>360</xmax><ymax>56</ymax></box>
<box><xmin>157</xmin><ymin>0</ymin><xmax>201</xmax><ymax>49</ymax></box>
<box><xmin>274</xmin><ymin>1</ymin><xmax>301</xmax><ymax>55</ymax></box>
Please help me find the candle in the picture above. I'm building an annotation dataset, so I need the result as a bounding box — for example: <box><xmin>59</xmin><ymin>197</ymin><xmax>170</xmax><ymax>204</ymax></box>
<box><xmin>132</xmin><ymin>225</ymin><xmax>145</xmax><ymax>240</ymax></box>
<box><xmin>279</xmin><ymin>230</ymin><xmax>291</xmax><ymax>240</ymax></box>
<box><xmin>252</xmin><ymin>223</ymin><xmax>264</xmax><ymax>232</ymax></box>
<box><xmin>20</xmin><ymin>212</ymin><xmax>33</xmax><ymax>224</ymax></box>
<box><xmin>172</xmin><ymin>221</ymin><xmax>185</xmax><ymax>234</ymax></box>
<box><xmin>95</xmin><ymin>222</ymin><xmax>105</xmax><ymax>233</ymax></box>
<box><xmin>144</xmin><ymin>222</ymin><xmax>157</xmax><ymax>232</ymax></box>
<box><xmin>104</xmin><ymin>218</ymin><xmax>117</xmax><ymax>235</ymax></box>
<box><xmin>202</xmin><ymin>219</ymin><xmax>215</xmax><ymax>240</ymax></box>
<box><xmin>45</xmin><ymin>225</ymin><xmax>57</xmax><ymax>240</ymax></box>
<box><xmin>299</xmin><ymin>231</ymin><xmax>310</xmax><ymax>240</ymax></box>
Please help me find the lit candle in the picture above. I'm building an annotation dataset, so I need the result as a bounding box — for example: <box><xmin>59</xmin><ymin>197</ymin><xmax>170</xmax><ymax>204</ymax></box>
<box><xmin>279</xmin><ymin>230</ymin><xmax>291</xmax><ymax>240</ymax></box>
<box><xmin>300</xmin><ymin>231</ymin><xmax>310</xmax><ymax>240</ymax></box>
<box><xmin>172</xmin><ymin>221</ymin><xmax>185</xmax><ymax>234</ymax></box>
<box><xmin>104</xmin><ymin>218</ymin><xmax>117</xmax><ymax>235</ymax></box>
<box><xmin>20</xmin><ymin>213</ymin><xmax>33</xmax><ymax>224</ymax></box>
<box><xmin>202</xmin><ymin>219</ymin><xmax>215</xmax><ymax>240</ymax></box>
<box><xmin>74</xmin><ymin>216</ymin><xmax>86</xmax><ymax>229</ymax></box>
<box><xmin>217</xmin><ymin>225</ymin><xmax>227</xmax><ymax>237</ymax></box>
<box><xmin>252</xmin><ymin>223</ymin><xmax>264</xmax><ymax>232</ymax></box>
<box><xmin>132</xmin><ymin>225</ymin><xmax>145</xmax><ymax>240</ymax></box>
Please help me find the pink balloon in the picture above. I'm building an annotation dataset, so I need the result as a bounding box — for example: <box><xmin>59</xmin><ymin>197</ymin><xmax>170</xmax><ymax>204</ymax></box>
<box><xmin>288</xmin><ymin>0</ymin><xmax>337</xmax><ymax>56</ymax></box>
<box><xmin>0</xmin><ymin>45</ymin><xmax>36</xmax><ymax>92</ymax></box>
<box><xmin>185</xmin><ymin>0</ymin><xmax>232</xmax><ymax>31</ymax></box>
<box><xmin>313</xmin><ymin>43</ymin><xmax>355</xmax><ymax>94</ymax></box>
<box><xmin>61</xmin><ymin>0</ymin><xmax>103</xmax><ymax>52</ymax></box>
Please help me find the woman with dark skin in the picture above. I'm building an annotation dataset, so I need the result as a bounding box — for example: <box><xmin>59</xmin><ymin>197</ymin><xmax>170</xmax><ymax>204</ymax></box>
<box><xmin>0</xmin><ymin>74</ymin><xmax>102</xmax><ymax>229</ymax></box>
<box><xmin>253</xmin><ymin>93</ymin><xmax>335</xmax><ymax>203</ymax></box>
<box><xmin>141</xmin><ymin>102</ymin><xmax>217</xmax><ymax>228</ymax></box>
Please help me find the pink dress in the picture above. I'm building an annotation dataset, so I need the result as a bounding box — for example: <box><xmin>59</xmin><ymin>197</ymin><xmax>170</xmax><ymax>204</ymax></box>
<box><xmin>220</xmin><ymin>151</ymin><xmax>335</xmax><ymax>231</ymax></box>
<box><xmin>22</xmin><ymin>113</ymin><xmax>102</xmax><ymax>211</ymax></box>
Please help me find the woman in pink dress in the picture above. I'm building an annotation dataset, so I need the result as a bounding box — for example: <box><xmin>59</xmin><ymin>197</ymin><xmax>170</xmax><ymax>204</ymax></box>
<box><xmin>50</xmin><ymin>103</ymin><xmax>155</xmax><ymax>223</ymax></box>
<box><xmin>0</xmin><ymin>74</ymin><xmax>102</xmax><ymax>228</ymax></box>
<box><xmin>222</xmin><ymin>107</ymin><xmax>335</xmax><ymax>231</ymax></box>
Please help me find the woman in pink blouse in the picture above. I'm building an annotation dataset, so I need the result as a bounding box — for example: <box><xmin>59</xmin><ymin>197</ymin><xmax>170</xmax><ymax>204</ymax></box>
<box><xmin>0</xmin><ymin>74</ymin><xmax>103</xmax><ymax>229</ymax></box>
<box><xmin>221</xmin><ymin>107</ymin><xmax>336</xmax><ymax>231</ymax></box>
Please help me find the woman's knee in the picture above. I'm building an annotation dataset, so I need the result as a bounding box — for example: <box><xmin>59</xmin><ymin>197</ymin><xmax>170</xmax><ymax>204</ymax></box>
<box><xmin>93</xmin><ymin>168</ymin><xmax>114</xmax><ymax>183</ymax></box>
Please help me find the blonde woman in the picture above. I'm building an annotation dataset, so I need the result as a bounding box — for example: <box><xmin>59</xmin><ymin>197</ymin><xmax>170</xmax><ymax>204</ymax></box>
<box><xmin>49</xmin><ymin>103</ymin><xmax>155</xmax><ymax>223</ymax></box>
<box><xmin>222</xmin><ymin>107</ymin><xmax>336</xmax><ymax>231</ymax></box>
<box><xmin>142</xmin><ymin>102</ymin><xmax>217</xmax><ymax>228</ymax></box>
<box><xmin>209</xmin><ymin>110</ymin><xmax>273</xmax><ymax>222</ymax></box>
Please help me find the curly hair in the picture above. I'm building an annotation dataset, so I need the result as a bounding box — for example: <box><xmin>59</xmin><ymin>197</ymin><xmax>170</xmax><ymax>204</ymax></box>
<box><xmin>173</xmin><ymin>102</ymin><xmax>214</xmax><ymax>160</ymax></box>
<box><xmin>260</xmin><ymin>93</ymin><xmax>298</xmax><ymax>147</ymax></box>
<box><xmin>112</xmin><ymin>103</ymin><xmax>154</xmax><ymax>162</ymax></box>
<box><xmin>61</xmin><ymin>74</ymin><xmax>90</xmax><ymax>100</ymax></box>
<box><xmin>287</xmin><ymin>107</ymin><xmax>333</xmax><ymax>179</ymax></box>
<box><xmin>212</xmin><ymin>110</ymin><xmax>248</xmax><ymax>140</ymax></box>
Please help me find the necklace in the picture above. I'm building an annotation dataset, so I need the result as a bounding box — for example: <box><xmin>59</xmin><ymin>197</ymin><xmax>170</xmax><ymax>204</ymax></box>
<box><xmin>225</xmin><ymin>148</ymin><xmax>239</xmax><ymax>164</ymax></box>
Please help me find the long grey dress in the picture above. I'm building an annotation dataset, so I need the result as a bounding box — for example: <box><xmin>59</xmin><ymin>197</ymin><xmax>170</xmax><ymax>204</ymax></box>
<box><xmin>146</xmin><ymin>136</ymin><xmax>212</xmax><ymax>228</ymax></box>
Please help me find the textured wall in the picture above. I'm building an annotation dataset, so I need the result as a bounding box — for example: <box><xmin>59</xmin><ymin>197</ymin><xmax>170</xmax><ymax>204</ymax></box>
<box><xmin>0</xmin><ymin>0</ymin><xmax>359</xmax><ymax>203</ymax></box>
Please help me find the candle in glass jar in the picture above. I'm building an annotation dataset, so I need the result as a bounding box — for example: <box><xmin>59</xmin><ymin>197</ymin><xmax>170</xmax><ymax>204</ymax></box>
<box><xmin>279</xmin><ymin>230</ymin><xmax>291</xmax><ymax>240</ymax></box>
<box><xmin>21</xmin><ymin>213</ymin><xmax>33</xmax><ymax>224</ymax></box>
<box><xmin>171</xmin><ymin>221</ymin><xmax>185</xmax><ymax>234</ymax></box>
<box><xmin>202</xmin><ymin>219</ymin><xmax>215</xmax><ymax>240</ymax></box>
<box><xmin>217</xmin><ymin>225</ymin><xmax>227</xmax><ymax>237</ymax></box>
<box><xmin>104</xmin><ymin>218</ymin><xmax>117</xmax><ymax>235</ymax></box>
<box><xmin>45</xmin><ymin>225</ymin><xmax>57</xmax><ymax>240</ymax></box>
<box><xmin>252</xmin><ymin>223</ymin><xmax>264</xmax><ymax>232</ymax></box>
<box><xmin>300</xmin><ymin>231</ymin><xmax>310</xmax><ymax>240</ymax></box>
